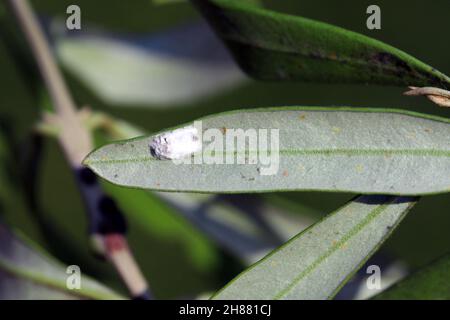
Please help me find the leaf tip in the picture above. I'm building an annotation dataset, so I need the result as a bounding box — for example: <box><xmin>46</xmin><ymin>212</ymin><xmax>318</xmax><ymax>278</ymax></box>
<box><xmin>81</xmin><ymin>151</ymin><xmax>94</xmax><ymax>168</ymax></box>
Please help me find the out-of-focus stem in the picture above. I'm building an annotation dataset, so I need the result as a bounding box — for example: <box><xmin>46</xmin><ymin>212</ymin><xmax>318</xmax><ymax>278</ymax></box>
<box><xmin>9</xmin><ymin>0</ymin><xmax>150</xmax><ymax>299</ymax></box>
<box><xmin>8</xmin><ymin>0</ymin><xmax>91</xmax><ymax>166</ymax></box>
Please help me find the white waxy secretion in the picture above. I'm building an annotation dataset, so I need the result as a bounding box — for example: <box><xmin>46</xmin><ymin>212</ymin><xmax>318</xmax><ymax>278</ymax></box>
<box><xmin>149</xmin><ymin>125</ymin><xmax>201</xmax><ymax>160</ymax></box>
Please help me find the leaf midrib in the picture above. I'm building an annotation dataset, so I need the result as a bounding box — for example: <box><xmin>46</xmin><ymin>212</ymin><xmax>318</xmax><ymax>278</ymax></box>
<box><xmin>212</xmin><ymin>199</ymin><xmax>392</xmax><ymax>299</ymax></box>
<box><xmin>273</xmin><ymin>199</ymin><xmax>393</xmax><ymax>299</ymax></box>
<box><xmin>85</xmin><ymin>148</ymin><xmax>450</xmax><ymax>165</ymax></box>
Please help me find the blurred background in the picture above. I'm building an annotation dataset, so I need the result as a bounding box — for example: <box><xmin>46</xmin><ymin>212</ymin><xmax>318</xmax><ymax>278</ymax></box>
<box><xmin>0</xmin><ymin>0</ymin><xmax>449</xmax><ymax>299</ymax></box>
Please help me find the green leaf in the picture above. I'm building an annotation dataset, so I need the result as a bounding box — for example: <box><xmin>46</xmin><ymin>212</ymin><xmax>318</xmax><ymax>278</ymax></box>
<box><xmin>212</xmin><ymin>195</ymin><xmax>417</xmax><ymax>300</ymax></box>
<box><xmin>190</xmin><ymin>0</ymin><xmax>450</xmax><ymax>89</ymax></box>
<box><xmin>373</xmin><ymin>253</ymin><xmax>450</xmax><ymax>300</ymax></box>
<box><xmin>84</xmin><ymin>107</ymin><xmax>450</xmax><ymax>195</ymax></box>
<box><xmin>0</xmin><ymin>223</ymin><xmax>123</xmax><ymax>300</ymax></box>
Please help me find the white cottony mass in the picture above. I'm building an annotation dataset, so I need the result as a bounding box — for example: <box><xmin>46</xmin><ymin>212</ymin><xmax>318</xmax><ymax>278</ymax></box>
<box><xmin>148</xmin><ymin>120</ymin><xmax>279</xmax><ymax>175</ymax></box>
<box><xmin>150</xmin><ymin>124</ymin><xmax>201</xmax><ymax>160</ymax></box>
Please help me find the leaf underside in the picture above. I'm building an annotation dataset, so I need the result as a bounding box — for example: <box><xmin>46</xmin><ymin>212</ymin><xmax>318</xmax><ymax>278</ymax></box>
<box><xmin>212</xmin><ymin>195</ymin><xmax>418</xmax><ymax>300</ymax></box>
<box><xmin>84</xmin><ymin>107</ymin><xmax>450</xmax><ymax>195</ymax></box>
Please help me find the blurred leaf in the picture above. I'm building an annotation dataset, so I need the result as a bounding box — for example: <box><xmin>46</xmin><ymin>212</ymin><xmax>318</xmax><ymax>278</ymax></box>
<box><xmin>31</xmin><ymin>0</ymin><xmax>196</xmax><ymax>33</ymax></box>
<box><xmin>0</xmin><ymin>33</ymin><xmax>40</xmax><ymax>139</ymax></box>
<box><xmin>0</xmin><ymin>126</ymin><xmax>49</xmax><ymax>246</ymax></box>
<box><xmin>212</xmin><ymin>195</ymin><xmax>417</xmax><ymax>300</ymax></box>
<box><xmin>84</xmin><ymin>107</ymin><xmax>450</xmax><ymax>195</ymax></box>
<box><xmin>0</xmin><ymin>223</ymin><xmax>123</xmax><ymax>299</ymax></box>
<box><xmin>155</xmin><ymin>192</ymin><xmax>315</xmax><ymax>264</ymax></box>
<box><xmin>191</xmin><ymin>0</ymin><xmax>450</xmax><ymax>89</ymax></box>
<box><xmin>54</xmin><ymin>21</ymin><xmax>247</xmax><ymax>107</ymax></box>
<box><xmin>1</xmin><ymin>115</ymin><xmax>129</xmax><ymax>298</ymax></box>
<box><xmin>373</xmin><ymin>253</ymin><xmax>450</xmax><ymax>300</ymax></box>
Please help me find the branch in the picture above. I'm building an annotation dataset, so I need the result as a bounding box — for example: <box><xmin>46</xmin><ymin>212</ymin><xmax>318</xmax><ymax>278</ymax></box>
<box><xmin>9</xmin><ymin>0</ymin><xmax>151</xmax><ymax>299</ymax></box>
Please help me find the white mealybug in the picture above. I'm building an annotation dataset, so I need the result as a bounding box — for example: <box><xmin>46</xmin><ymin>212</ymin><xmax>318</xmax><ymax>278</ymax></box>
<box><xmin>149</xmin><ymin>125</ymin><xmax>201</xmax><ymax>160</ymax></box>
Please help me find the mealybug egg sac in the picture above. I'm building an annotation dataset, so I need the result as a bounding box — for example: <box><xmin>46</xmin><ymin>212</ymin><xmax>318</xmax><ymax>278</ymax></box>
<box><xmin>149</xmin><ymin>125</ymin><xmax>201</xmax><ymax>160</ymax></box>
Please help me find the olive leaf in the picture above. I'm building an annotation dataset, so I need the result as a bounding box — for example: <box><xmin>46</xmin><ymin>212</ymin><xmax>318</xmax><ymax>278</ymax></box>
<box><xmin>191</xmin><ymin>0</ymin><xmax>450</xmax><ymax>89</ymax></box>
<box><xmin>83</xmin><ymin>107</ymin><xmax>450</xmax><ymax>195</ymax></box>
<box><xmin>373</xmin><ymin>253</ymin><xmax>450</xmax><ymax>300</ymax></box>
<box><xmin>93</xmin><ymin>113</ymin><xmax>317</xmax><ymax>264</ymax></box>
<box><xmin>0</xmin><ymin>223</ymin><xmax>123</xmax><ymax>300</ymax></box>
<box><xmin>212</xmin><ymin>195</ymin><xmax>418</xmax><ymax>300</ymax></box>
